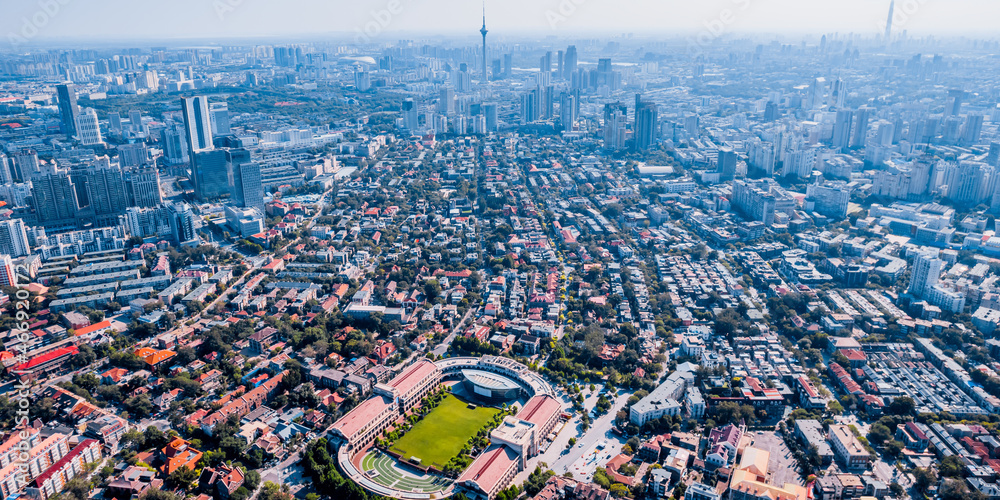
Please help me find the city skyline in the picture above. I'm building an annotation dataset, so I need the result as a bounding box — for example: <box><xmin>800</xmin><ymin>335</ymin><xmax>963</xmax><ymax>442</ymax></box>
<box><xmin>3</xmin><ymin>0</ymin><xmax>1000</xmax><ymax>45</ymax></box>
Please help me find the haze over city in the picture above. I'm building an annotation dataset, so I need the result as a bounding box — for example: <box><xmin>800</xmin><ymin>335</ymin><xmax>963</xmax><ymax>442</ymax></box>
<box><xmin>3</xmin><ymin>0</ymin><xmax>1000</xmax><ymax>42</ymax></box>
<box><xmin>2</xmin><ymin>3</ymin><xmax>1000</xmax><ymax>500</ymax></box>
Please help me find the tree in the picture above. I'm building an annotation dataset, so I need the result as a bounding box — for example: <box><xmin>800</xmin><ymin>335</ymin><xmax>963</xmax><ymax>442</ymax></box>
<box><xmin>827</xmin><ymin>400</ymin><xmax>844</xmax><ymax>416</ymax></box>
<box><xmin>889</xmin><ymin>483</ymin><xmax>905</xmax><ymax>498</ymax></box>
<box><xmin>886</xmin><ymin>396</ymin><xmax>916</xmax><ymax>416</ymax></box>
<box><xmin>868</xmin><ymin>423</ymin><xmax>891</xmax><ymax>445</ymax></box>
<box><xmin>913</xmin><ymin>467</ymin><xmax>936</xmax><ymax>493</ymax></box>
<box><xmin>423</xmin><ymin>280</ymin><xmax>442</xmax><ymax>301</ymax></box>
<box><xmin>939</xmin><ymin>455</ymin><xmax>965</xmax><ymax>478</ymax></box>
<box><xmin>258</xmin><ymin>482</ymin><xmax>293</xmax><ymax>500</ymax></box>
<box><xmin>138</xmin><ymin>490</ymin><xmax>181</xmax><ymax>500</ymax></box>
<box><xmin>939</xmin><ymin>479</ymin><xmax>980</xmax><ymax>500</ymax></box>
<box><xmin>167</xmin><ymin>465</ymin><xmax>198</xmax><ymax>491</ymax></box>
<box><xmin>59</xmin><ymin>477</ymin><xmax>92</xmax><ymax>500</ymax></box>
<box><xmin>609</xmin><ymin>483</ymin><xmax>631</xmax><ymax>498</ymax></box>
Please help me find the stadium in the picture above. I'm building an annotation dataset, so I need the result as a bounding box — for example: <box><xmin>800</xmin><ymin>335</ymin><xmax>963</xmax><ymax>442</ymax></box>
<box><xmin>329</xmin><ymin>356</ymin><xmax>562</xmax><ymax>500</ymax></box>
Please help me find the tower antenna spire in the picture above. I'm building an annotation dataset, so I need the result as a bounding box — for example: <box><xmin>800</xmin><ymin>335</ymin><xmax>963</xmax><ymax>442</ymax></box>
<box><xmin>480</xmin><ymin>0</ymin><xmax>489</xmax><ymax>83</ymax></box>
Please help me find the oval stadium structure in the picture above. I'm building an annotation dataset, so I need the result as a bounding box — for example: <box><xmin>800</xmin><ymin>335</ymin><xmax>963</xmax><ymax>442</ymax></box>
<box><xmin>461</xmin><ymin>369</ymin><xmax>521</xmax><ymax>403</ymax></box>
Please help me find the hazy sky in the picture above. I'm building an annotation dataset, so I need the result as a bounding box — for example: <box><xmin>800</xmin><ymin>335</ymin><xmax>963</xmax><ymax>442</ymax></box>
<box><xmin>2</xmin><ymin>0</ymin><xmax>998</xmax><ymax>44</ymax></box>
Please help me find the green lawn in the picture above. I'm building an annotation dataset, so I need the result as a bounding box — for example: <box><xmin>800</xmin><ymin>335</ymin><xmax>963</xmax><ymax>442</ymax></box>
<box><xmin>391</xmin><ymin>394</ymin><xmax>500</xmax><ymax>468</ymax></box>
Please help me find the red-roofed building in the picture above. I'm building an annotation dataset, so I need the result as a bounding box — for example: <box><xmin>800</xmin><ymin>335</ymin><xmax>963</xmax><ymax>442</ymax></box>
<box><xmin>380</xmin><ymin>359</ymin><xmax>441</xmax><ymax>412</ymax></box>
<box><xmin>515</xmin><ymin>394</ymin><xmax>562</xmax><ymax>454</ymax></box>
<box><xmin>74</xmin><ymin>320</ymin><xmax>113</xmax><ymax>337</ymax></box>
<box><xmin>455</xmin><ymin>445</ymin><xmax>520</xmax><ymax>500</ymax></box>
<box><xmin>32</xmin><ymin>439</ymin><xmax>102</xmax><ymax>499</ymax></box>
<box><xmin>159</xmin><ymin>438</ymin><xmax>202</xmax><ymax>476</ymax></box>
<box><xmin>329</xmin><ymin>395</ymin><xmax>396</xmax><ymax>451</ymax></box>
<box><xmin>9</xmin><ymin>345</ymin><xmax>79</xmax><ymax>380</ymax></box>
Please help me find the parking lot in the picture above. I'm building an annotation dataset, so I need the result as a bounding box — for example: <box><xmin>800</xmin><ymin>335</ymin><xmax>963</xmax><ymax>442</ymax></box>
<box><xmin>746</xmin><ymin>430</ymin><xmax>803</xmax><ymax>487</ymax></box>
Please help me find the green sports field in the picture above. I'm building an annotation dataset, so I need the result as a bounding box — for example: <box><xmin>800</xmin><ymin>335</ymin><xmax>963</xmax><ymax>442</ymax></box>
<box><xmin>390</xmin><ymin>394</ymin><xmax>501</xmax><ymax>468</ymax></box>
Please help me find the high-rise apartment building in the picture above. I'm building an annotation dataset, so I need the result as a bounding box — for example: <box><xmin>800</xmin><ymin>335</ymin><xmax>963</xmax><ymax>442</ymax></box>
<box><xmin>908</xmin><ymin>252</ymin><xmax>943</xmax><ymax>298</ymax></box>
<box><xmin>603</xmin><ymin>102</ymin><xmax>627</xmax><ymax>151</ymax></box>
<box><xmin>126</xmin><ymin>166</ymin><xmax>163</xmax><ymax>208</ymax></box>
<box><xmin>0</xmin><ymin>219</ymin><xmax>30</xmax><ymax>257</ymax></box>
<box><xmin>0</xmin><ymin>255</ymin><xmax>16</xmax><ymax>287</ymax></box>
<box><xmin>30</xmin><ymin>164</ymin><xmax>80</xmax><ymax>229</ymax></box>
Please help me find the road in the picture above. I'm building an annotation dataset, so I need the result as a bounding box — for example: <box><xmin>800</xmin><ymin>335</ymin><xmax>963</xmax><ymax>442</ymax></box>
<box><xmin>543</xmin><ymin>388</ymin><xmax>633</xmax><ymax>482</ymax></box>
<box><xmin>432</xmin><ymin>306</ymin><xmax>476</xmax><ymax>356</ymax></box>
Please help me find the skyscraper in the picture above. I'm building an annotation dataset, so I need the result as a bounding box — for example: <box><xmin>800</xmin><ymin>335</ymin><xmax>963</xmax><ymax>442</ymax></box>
<box><xmin>831</xmin><ymin>110</ymin><xmax>854</xmax><ymax>152</ymax></box>
<box><xmin>885</xmin><ymin>0</ymin><xmax>895</xmax><ymax>40</ymax></box>
<box><xmin>559</xmin><ymin>92</ymin><xmax>577</xmax><ymax>130</ymax></box>
<box><xmin>718</xmin><ymin>148</ymin><xmax>738</xmax><ymax>180</ymax></box>
<box><xmin>192</xmin><ymin>149</ymin><xmax>231</xmax><ymax>200</ymax></box>
<box><xmin>807</xmin><ymin>77</ymin><xmax>826</xmax><ymax>110</ymax></box>
<box><xmin>109</xmin><ymin>112</ymin><xmax>123</xmax><ymax>133</ymax></box>
<box><xmin>0</xmin><ymin>219</ymin><xmax>30</xmax><ymax>258</ymax></box>
<box><xmin>850</xmin><ymin>107</ymin><xmax>872</xmax><ymax>148</ymax></box>
<box><xmin>56</xmin><ymin>84</ymin><xmax>80</xmax><ymax>138</ymax></box>
<box><xmin>129</xmin><ymin>110</ymin><xmax>144</xmax><ymax>135</ymax></box>
<box><xmin>961</xmin><ymin>114</ymin><xmax>984</xmax><ymax>146</ymax></box>
<box><xmin>987</xmin><ymin>143</ymin><xmax>1000</xmax><ymax>168</ymax></box>
<box><xmin>520</xmin><ymin>90</ymin><xmax>538</xmax><ymax>124</ymax></box>
<box><xmin>946</xmin><ymin>89</ymin><xmax>965</xmax><ymax>117</ymax></box>
<box><xmin>75</xmin><ymin>108</ymin><xmax>104</xmax><ymax>146</ymax></box>
<box><xmin>118</xmin><ymin>143</ymin><xmax>150</xmax><ymax>168</ymax></box>
<box><xmin>161</xmin><ymin>124</ymin><xmax>189</xmax><ymax>165</ymax></box>
<box><xmin>764</xmin><ymin>102</ymin><xmax>779</xmax><ymax>122</ymax></box>
<box><xmin>11</xmin><ymin>150</ymin><xmax>38</xmax><ymax>182</ymax></box>
<box><xmin>402</xmin><ymin>98</ymin><xmax>419</xmax><ymax>131</ymax></box>
<box><xmin>30</xmin><ymin>163</ymin><xmax>80</xmax><ymax>229</ymax></box>
<box><xmin>126</xmin><ymin>166</ymin><xmax>163</xmax><ymax>208</ymax></box>
<box><xmin>228</xmin><ymin>149</ymin><xmax>263</xmax><ymax>210</ymax></box>
<box><xmin>169</xmin><ymin>202</ymin><xmax>197</xmax><ymax>244</ymax></box>
<box><xmin>438</xmin><ymin>89</ymin><xmax>456</xmax><ymax>115</ymax></box>
<box><xmin>603</xmin><ymin>102</ymin><xmax>627</xmax><ymax>151</ymax></box>
<box><xmin>181</xmin><ymin>96</ymin><xmax>214</xmax><ymax>160</ymax></box>
<box><xmin>354</xmin><ymin>68</ymin><xmax>371</xmax><ymax>91</ymax></box>
<box><xmin>480</xmin><ymin>3</ymin><xmax>489</xmax><ymax>82</ymax></box>
<box><xmin>0</xmin><ymin>154</ymin><xmax>10</xmax><ymax>186</ymax></box>
<box><xmin>564</xmin><ymin>46</ymin><xmax>578</xmax><ymax>80</ymax></box>
<box><xmin>209</xmin><ymin>102</ymin><xmax>231</xmax><ymax>136</ymax></box>
<box><xmin>483</xmin><ymin>103</ymin><xmax>498</xmax><ymax>132</ymax></box>
<box><xmin>84</xmin><ymin>159</ymin><xmax>129</xmax><ymax>227</ymax></box>
<box><xmin>633</xmin><ymin>96</ymin><xmax>659</xmax><ymax>152</ymax></box>
<box><xmin>908</xmin><ymin>252</ymin><xmax>943</xmax><ymax>298</ymax></box>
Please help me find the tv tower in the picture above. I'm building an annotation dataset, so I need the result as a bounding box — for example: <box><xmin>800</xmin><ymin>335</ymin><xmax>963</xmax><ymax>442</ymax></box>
<box><xmin>480</xmin><ymin>1</ymin><xmax>489</xmax><ymax>82</ymax></box>
<box><xmin>884</xmin><ymin>0</ymin><xmax>895</xmax><ymax>41</ymax></box>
